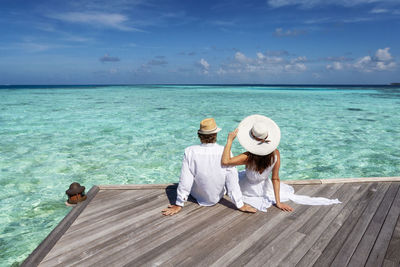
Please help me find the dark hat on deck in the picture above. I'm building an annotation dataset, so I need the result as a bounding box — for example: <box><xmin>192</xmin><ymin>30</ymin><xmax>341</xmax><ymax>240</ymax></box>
<box><xmin>66</xmin><ymin>182</ymin><xmax>85</xmax><ymax>195</ymax></box>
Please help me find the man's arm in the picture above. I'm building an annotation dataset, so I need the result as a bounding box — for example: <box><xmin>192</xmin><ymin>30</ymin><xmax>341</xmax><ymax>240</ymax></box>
<box><xmin>162</xmin><ymin>150</ymin><xmax>194</xmax><ymax>216</ymax></box>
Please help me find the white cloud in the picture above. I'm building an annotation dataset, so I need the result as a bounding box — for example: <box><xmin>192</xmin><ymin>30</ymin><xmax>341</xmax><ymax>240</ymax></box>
<box><xmin>268</xmin><ymin>0</ymin><xmax>388</xmax><ymax>9</ymax></box>
<box><xmin>63</xmin><ymin>34</ymin><xmax>92</xmax><ymax>42</ymax></box>
<box><xmin>68</xmin><ymin>0</ymin><xmax>145</xmax><ymax>12</ymax></box>
<box><xmin>235</xmin><ymin>52</ymin><xmax>250</xmax><ymax>64</ymax></box>
<box><xmin>285</xmin><ymin>63</ymin><xmax>307</xmax><ymax>72</ymax></box>
<box><xmin>274</xmin><ymin>28</ymin><xmax>306</xmax><ymax>37</ymax></box>
<box><xmin>353</xmin><ymin>56</ymin><xmax>373</xmax><ymax>71</ymax></box>
<box><xmin>199</xmin><ymin>58</ymin><xmax>210</xmax><ymax>74</ymax></box>
<box><xmin>217</xmin><ymin>68</ymin><xmax>227</xmax><ymax>75</ymax></box>
<box><xmin>18</xmin><ymin>42</ymin><xmax>51</xmax><ymax>53</ymax></box>
<box><xmin>256</xmin><ymin>52</ymin><xmax>265</xmax><ymax>60</ymax></box>
<box><xmin>305</xmin><ymin>16</ymin><xmax>374</xmax><ymax>24</ymax></box>
<box><xmin>332</xmin><ymin>62</ymin><xmax>343</xmax><ymax>70</ymax></box>
<box><xmin>376</xmin><ymin>61</ymin><xmax>396</xmax><ymax>70</ymax></box>
<box><xmin>370</xmin><ymin>8</ymin><xmax>389</xmax><ymax>13</ymax></box>
<box><xmin>326</xmin><ymin>62</ymin><xmax>344</xmax><ymax>70</ymax></box>
<box><xmin>49</xmin><ymin>12</ymin><xmax>140</xmax><ymax>31</ymax></box>
<box><xmin>375</xmin><ymin>47</ymin><xmax>392</xmax><ymax>61</ymax></box>
<box><xmin>355</xmin><ymin>47</ymin><xmax>396</xmax><ymax>72</ymax></box>
<box><xmin>217</xmin><ymin>51</ymin><xmax>308</xmax><ymax>76</ymax></box>
<box><xmin>312</xmin><ymin>72</ymin><xmax>321</xmax><ymax>79</ymax></box>
<box><xmin>291</xmin><ymin>56</ymin><xmax>307</xmax><ymax>63</ymax></box>
<box><xmin>327</xmin><ymin>47</ymin><xmax>396</xmax><ymax>72</ymax></box>
<box><xmin>210</xmin><ymin>20</ymin><xmax>236</xmax><ymax>27</ymax></box>
<box><xmin>100</xmin><ymin>54</ymin><xmax>120</xmax><ymax>63</ymax></box>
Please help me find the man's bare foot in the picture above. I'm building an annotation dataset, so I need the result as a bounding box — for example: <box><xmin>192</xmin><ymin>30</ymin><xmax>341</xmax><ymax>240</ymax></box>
<box><xmin>239</xmin><ymin>204</ymin><xmax>257</xmax><ymax>213</ymax></box>
<box><xmin>162</xmin><ymin>204</ymin><xmax>182</xmax><ymax>216</ymax></box>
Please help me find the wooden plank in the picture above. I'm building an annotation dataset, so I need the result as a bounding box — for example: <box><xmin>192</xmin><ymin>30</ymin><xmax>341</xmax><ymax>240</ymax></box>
<box><xmin>383</xmin><ymin>259</ymin><xmax>399</xmax><ymax>267</ymax></box>
<box><xmin>279</xmin><ymin>183</ymin><xmax>361</xmax><ymax>266</ymax></box>
<box><xmin>24</xmin><ymin>180</ymin><xmax>400</xmax><ymax>266</ymax></box>
<box><xmin>161</xmin><ymin>199</ymin><xmax>281</xmax><ymax>266</ymax></box>
<box><xmin>94</xmin><ymin>177</ymin><xmax>400</xmax><ymax>190</ymax></box>
<box><xmin>332</xmin><ymin>183</ymin><xmax>398</xmax><ymax>266</ymax></box>
<box><xmin>98</xmin><ymin>183</ymin><xmax>177</xmax><ymax>190</ymax></box>
<box><xmin>312</xmin><ymin>182</ymin><xmax>389</xmax><ymax>266</ymax></box>
<box><xmin>60</xmin><ymin>201</ymin><xmax>217</xmax><ymax>266</ymax></box>
<box><xmin>296</xmin><ymin>183</ymin><xmax>356</xmax><ymax>235</ymax></box>
<box><xmin>257</xmin><ymin>232</ymin><xmax>306</xmax><ymax>267</ymax></box>
<box><xmin>347</xmin><ymin>183</ymin><xmax>400</xmax><ymax>266</ymax></box>
<box><xmin>87</xmin><ymin>188</ymin><xmax>151</xmax><ymax>207</ymax></box>
<box><xmin>70</xmin><ymin>204</ymin><xmax>207</xmax><ymax>266</ymax></box>
<box><xmin>366</xmin><ymin>185</ymin><xmax>400</xmax><ymax>267</ymax></box>
<box><xmin>286</xmin><ymin>179</ymin><xmax>323</xmax><ymax>185</ymax></box>
<box><xmin>216</xmin><ymin>184</ymin><xmax>337</xmax><ymax>267</ymax></box>
<box><xmin>166</xmin><ymin>185</ymin><xmax>303</xmax><ymax>266</ymax></box>
<box><xmin>74</xmin><ymin>190</ymin><xmax>158</xmax><ymax>225</ymax></box>
<box><xmin>40</xmin><ymin>199</ymin><xmax>171</xmax><ymax>266</ymax></box>
<box><xmin>243</xmin><ymin>184</ymin><xmax>343</xmax><ymax>267</ymax></box>
<box><xmin>384</xmin><ymin>207</ymin><xmax>400</xmax><ymax>264</ymax></box>
<box><xmin>268</xmin><ymin>177</ymin><xmax>400</xmax><ymax>185</ymax></box>
<box><xmin>140</xmin><ymin>207</ymin><xmax>249</xmax><ymax>267</ymax></box>
<box><xmin>87</xmin><ymin>188</ymin><xmax>126</xmax><ymax>202</ymax></box>
<box><xmin>320</xmin><ymin>177</ymin><xmax>400</xmax><ymax>184</ymax></box>
<box><xmin>211</xmin><ymin>184</ymin><xmax>335</xmax><ymax>267</ymax></box>
<box><xmin>40</xmin><ymin>192</ymin><xmax>169</xmax><ymax>264</ymax></box>
<box><xmin>52</xmin><ymin>192</ymin><xmax>167</xmax><ymax>245</ymax></box>
<box><xmin>65</xmin><ymin>190</ymin><xmax>166</xmax><ymax>236</ymax></box>
<box><xmin>21</xmin><ymin>186</ymin><xmax>99</xmax><ymax>267</ymax></box>
<box><xmin>40</xmin><ymin>198</ymin><xmax>200</xmax><ymax>266</ymax></box>
<box><xmin>296</xmin><ymin>183</ymin><xmax>378</xmax><ymax>267</ymax></box>
<box><xmin>93</xmin><ymin>204</ymin><xmax>236</xmax><ymax>266</ymax></box>
<box><xmin>69</xmin><ymin>189</ymin><xmax>165</xmax><ymax>229</ymax></box>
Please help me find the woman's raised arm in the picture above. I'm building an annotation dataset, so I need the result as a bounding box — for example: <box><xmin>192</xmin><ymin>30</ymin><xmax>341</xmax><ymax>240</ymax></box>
<box><xmin>221</xmin><ymin>129</ymin><xmax>248</xmax><ymax>166</ymax></box>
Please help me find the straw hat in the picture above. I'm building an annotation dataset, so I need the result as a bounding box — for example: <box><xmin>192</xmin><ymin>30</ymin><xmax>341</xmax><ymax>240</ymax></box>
<box><xmin>237</xmin><ymin>114</ymin><xmax>281</xmax><ymax>156</ymax></box>
<box><xmin>198</xmin><ymin>118</ymin><xmax>221</xmax><ymax>134</ymax></box>
<box><xmin>66</xmin><ymin>182</ymin><xmax>85</xmax><ymax>195</ymax></box>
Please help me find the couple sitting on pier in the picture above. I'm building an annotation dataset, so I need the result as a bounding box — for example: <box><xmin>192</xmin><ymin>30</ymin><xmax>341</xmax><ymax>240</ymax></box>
<box><xmin>162</xmin><ymin>115</ymin><xmax>340</xmax><ymax>216</ymax></box>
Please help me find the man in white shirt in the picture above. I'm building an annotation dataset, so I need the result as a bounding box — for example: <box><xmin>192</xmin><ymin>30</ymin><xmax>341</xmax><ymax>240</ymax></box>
<box><xmin>162</xmin><ymin>118</ymin><xmax>256</xmax><ymax>215</ymax></box>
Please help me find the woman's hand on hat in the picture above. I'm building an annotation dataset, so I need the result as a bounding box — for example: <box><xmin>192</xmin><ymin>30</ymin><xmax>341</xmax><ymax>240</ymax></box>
<box><xmin>227</xmin><ymin>128</ymin><xmax>239</xmax><ymax>142</ymax></box>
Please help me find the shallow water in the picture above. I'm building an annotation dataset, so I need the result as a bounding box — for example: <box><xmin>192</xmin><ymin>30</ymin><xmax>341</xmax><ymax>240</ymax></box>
<box><xmin>1</xmin><ymin>85</ymin><xmax>399</xmax><ymax>265</ymax></box>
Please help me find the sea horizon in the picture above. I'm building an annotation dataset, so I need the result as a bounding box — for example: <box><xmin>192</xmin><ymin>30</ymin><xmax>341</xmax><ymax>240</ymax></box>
<box><xmin>1</xmin><ymin>83</ymin><xmax>400</xmax><ymax>88</ymax></box>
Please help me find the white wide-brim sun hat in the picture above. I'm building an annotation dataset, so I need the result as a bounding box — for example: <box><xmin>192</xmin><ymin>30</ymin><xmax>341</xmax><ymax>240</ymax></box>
<box><xmin>237</xmin><ymin>114</ymin><xmax>281</xmax><ymax>156</ymax></box>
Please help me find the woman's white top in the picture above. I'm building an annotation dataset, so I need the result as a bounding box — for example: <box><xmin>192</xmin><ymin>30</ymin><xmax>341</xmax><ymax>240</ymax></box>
<box><xmin>239</xmin><ymin>159</ymin><xmax>341</xmax><ymax>212</ymax></box>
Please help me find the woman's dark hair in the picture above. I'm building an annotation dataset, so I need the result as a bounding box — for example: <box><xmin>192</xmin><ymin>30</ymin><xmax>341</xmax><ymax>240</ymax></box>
<box><xmin>198</xmin><ymin>133</ymin><xmax>217</xmax><ymax>143</ymax></box>
<box><xmin>246</xmin><ymin>151</ymin><xmax>275</xmax><ymax>173</ymax></box>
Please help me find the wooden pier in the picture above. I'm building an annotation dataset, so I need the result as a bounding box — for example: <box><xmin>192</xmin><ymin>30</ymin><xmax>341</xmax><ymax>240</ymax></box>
<box><xmin>23</xmin><ymin>177</ymin><xmax>400</xmax><ymax>266</ymax></box>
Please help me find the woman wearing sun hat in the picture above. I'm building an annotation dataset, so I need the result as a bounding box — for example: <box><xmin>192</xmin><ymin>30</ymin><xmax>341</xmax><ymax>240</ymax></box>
<box><xmin>222</xmin><ymin>114</ymin><xmax>341</xmax><ymax>212</ymax></box>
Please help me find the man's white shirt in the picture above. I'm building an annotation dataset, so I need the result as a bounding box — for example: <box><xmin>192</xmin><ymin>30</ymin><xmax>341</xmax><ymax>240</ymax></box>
<box><xmin>175</xmin><ymin>143</ymin><xmax>244</xmax><ymax>208</ymax></box>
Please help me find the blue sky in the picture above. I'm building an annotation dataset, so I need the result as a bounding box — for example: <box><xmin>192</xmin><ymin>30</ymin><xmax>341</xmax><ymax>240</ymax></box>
<box><xmin>0</xmin><ymin>0</ymin><xmax>399</xmax><ymax>84</ymax></box>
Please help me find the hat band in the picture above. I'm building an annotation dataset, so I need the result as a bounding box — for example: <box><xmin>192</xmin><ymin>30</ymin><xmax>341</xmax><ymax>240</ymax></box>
<box><xmin>200</xmin><ymin>126</ymin><xmax>217</xmax><ymax>133</ymax></box>
<box><xmin>250</xmin><ymin>130</ymin><xmax>271</xmax><ymax>144</ymax></box>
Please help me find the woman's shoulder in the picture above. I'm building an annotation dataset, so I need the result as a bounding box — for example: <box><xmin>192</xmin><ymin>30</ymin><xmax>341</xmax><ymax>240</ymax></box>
<box><xmin>273</xmin><ymin>149</ymin><xmax>280</xmax><ymax>160</ymax></box>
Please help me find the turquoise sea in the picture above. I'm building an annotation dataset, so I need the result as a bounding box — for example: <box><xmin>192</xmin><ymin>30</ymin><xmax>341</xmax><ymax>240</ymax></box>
<box><xmin>1</xmin><ymin>84</ymin><xmax>399</xmax><ymax>266</ymax></box>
